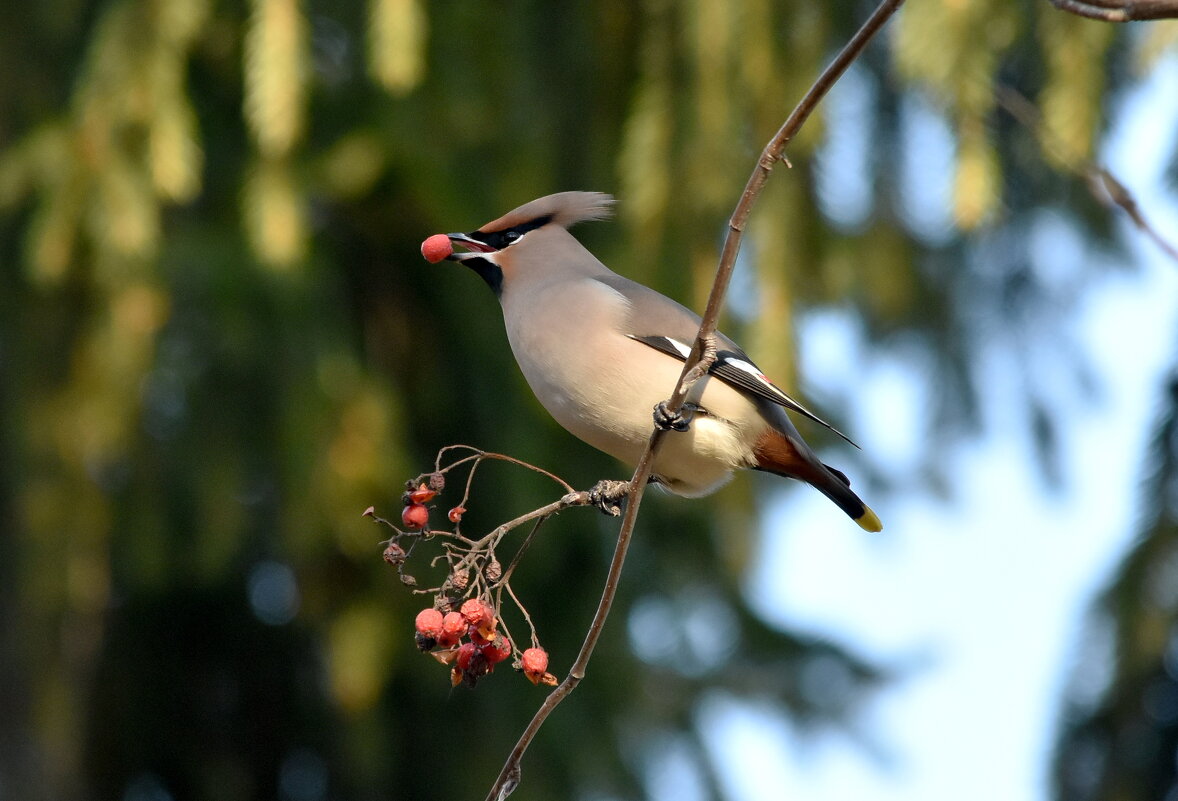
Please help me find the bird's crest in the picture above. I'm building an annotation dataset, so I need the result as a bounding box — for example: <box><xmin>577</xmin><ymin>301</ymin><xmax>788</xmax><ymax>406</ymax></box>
<box><xmin>480</xmin><ymin>191</ymin><xmax>615</xmax><ymax>233</ymax></box>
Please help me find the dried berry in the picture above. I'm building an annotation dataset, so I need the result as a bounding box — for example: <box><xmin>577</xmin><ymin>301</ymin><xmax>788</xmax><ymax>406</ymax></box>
<box><xmin>382</xmin><ymin>541</ymin><xmax>406</xmax><ymax>565</ymax></box>
<box><xmin>456</xmin><ymin>641</ymin><xmax>490</xmax><ymax>686</ymax></box>
<box><xmin>448</xmin><ymin>568</ymin><xmax>470</xmax><ymax>591</ymax></box>
<box><xmin>455</xmin><ymin>641</ymin><xmax>478</xmax><ymax>671</ymax></box>
<box><xmin>521</xmin><ymin>647</ymin><xmax>555</xmax><ymax>685</ymax></box>
<box><xmin>401</xmin><ymin>503</ymin><xmax>429</xmax><ymax>530</ymax></box>
<box><xmin>447</xmin><ymin>506</ymin><xmax>466</xmax><ymax>524</ymax></box>
<box><xmin>484</xmin><ymin>556</ymin><xmax>502</xmax><ymax>583</ymax></box>
<box><xmin>460</xmin><ymin>598</ymin><xmax>494</xmax><ymax>628</ymax></box>
<box><xmin>428</xmin><ymin>472</ymin><xmax>445</xmax><ymax>491</ymax></box>
<box><xmin>521</xmin><ymin>647</ymin><xmax>548</xmax><ymax>675</ymax></box>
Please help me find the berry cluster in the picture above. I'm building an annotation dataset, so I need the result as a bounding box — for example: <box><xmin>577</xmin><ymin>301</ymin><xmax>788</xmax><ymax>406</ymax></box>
<box><xmin>398</xmin><ymin>477</ymin><xmax>465</xmax><ymax>533</ymax></box>
<box><xmin>414</xmin><ymin>599</ymin><xmax>556</xmax><ymax>688</ymax></box>
<box><xmin>369</xmin><ymin>459</ymin><xmax>563</xmax><ymax>692</ymax></box>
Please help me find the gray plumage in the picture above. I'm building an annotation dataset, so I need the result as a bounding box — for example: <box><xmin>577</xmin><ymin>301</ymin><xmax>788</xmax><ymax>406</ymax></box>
<box><xmin>440</xmin><ymin>191</ymin><xmax>881</xmax><ymax>531</ymax></box>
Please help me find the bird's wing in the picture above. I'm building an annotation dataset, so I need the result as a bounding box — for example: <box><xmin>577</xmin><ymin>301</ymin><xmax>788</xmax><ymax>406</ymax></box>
<box><xmin>627</xmin><ymin>333</ymin><xmax>858</xmax><ymax>448</ymax></box>
<box><xmin>592</xmin><ymin>273</ymin><xmax>858</xmax><ymax>446</ymax></box>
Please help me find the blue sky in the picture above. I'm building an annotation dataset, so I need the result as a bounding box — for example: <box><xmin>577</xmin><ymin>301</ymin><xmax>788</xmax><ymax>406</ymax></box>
<box><xmin>696</xmin><ymin>53</ymin><xmax>1178</xmax><ymax>801</ymax></box>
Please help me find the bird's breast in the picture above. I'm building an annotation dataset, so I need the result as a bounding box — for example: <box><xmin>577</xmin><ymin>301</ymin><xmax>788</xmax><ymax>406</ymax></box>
<box><xmin>500</xmin><ymin>279</ymin><xmax>766</xmax><ymax>495</ymax></box>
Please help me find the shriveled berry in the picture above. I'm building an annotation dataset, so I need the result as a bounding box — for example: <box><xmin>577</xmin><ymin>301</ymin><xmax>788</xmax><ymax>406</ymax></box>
<box><xmin>428</xmin><ymin>472</ymin><xmax>445</xmax><ymax>491</ymax></box>
<box><xmin>521</xmin><ymin>647</ymin><xmax>554</xmax><ymax>685</ymax></box>
<box><xmin>407</xmin><ymin>483</ymin><xmax>437</xmax><ymax>504</ymax></box>
<box><xmin>448</xmin><ymin>568</ymin><xmax>470</xmax><ymax>591</ymax></box>
<box><xmin>482</xmin><ymin>635</ymin><xmax>512</xmax><ymax>666</ymax></box>
<box><xmin>401</xmin><ymin>503</ymin><xmax>429</xmax><ymax>530</ymax></box>
<box><xmin>484</xmin><ymin>557</ymin><xmax>502</xmax><ymax>583</ymax></box>
<box><xmin>438</xmin><ymin>611</ymin><xmax>466</xmax><ymax>646</ymax></box>
<box><xmin>460</xmin><ymin>598</ymin><xmax>494</xmax><ymax>628</ymax></box>
<box><xmin>521</xmin><ymin>647</ymin><xmax>548</xmax><ymax>675</ymax></box>
<box><xmin>456</xmin><ymin>641</ymin><xmax>490</xmax><ymax>686</ymax></box>
<box><xmin>447</xmin><ymin>506</ymin><xmax>466</xmax><ymax>524</ymax></box>
<box><xmin>456</xmin><ymin>641</ymin><xmax>478</xmax><ymax>671</ymax></box>
<box><xmin>461</xmin><ymin>598</ymin><xmax>497</xmax><ymax>642</ymax></box>
<box><xmin>382</xmin><ymin>541</ymin><xmax>406</xmax><ymax>564</ymax></box>
<box><xmin>421</xmin><ymin>234</ymin><xmax>453</xmax><ymax>263</ymax></box>
<box><xmin>415</xmin><ymin>608</ymin><xmax>444</xmax><ymax>639</ymax></box>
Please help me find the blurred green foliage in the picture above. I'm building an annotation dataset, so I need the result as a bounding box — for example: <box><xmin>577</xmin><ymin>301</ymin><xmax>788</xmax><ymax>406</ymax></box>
<box><xmin>0</xmin><ymin>1</ymin><xmax>1175</xmax><ymax>800</ymax></box>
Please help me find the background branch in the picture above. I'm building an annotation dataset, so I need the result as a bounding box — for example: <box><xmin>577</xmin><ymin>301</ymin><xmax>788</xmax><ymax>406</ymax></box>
<box><xmin>482</xmin><ymin>1</ymin><xmax>907</xmax><ymax>798</ymax></box>
<box><xmin>995</xmin><ymin>85</ymin><xmax>1178</xmax><ymax>264</ymax></box>
<box><xmin>1046</xmin><ymin>0</ymin><xmax>1178</xmax><ymax>21</ymax></box>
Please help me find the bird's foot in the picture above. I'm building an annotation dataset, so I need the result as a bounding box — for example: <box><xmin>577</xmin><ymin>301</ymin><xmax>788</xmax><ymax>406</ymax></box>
<box><xmin>588</xmin><ymin>479</ymin><xmax>631</xmax><ymax>517</ymax></box>
<box><xmin>653</xmin><ymin>401</ymin><xmax>698</xmax><ymax>432</ymax></box>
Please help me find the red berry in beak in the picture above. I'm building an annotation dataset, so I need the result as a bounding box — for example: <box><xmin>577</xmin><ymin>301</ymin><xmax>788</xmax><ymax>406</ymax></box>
<box><xmin>421</xmin><ymin>234</ymin><xmax>453</xmax><ymax>263</ymax></box>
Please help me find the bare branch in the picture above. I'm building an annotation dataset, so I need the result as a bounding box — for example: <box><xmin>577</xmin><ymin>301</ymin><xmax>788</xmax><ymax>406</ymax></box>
<box><xmin>481</xmin><ymin>1</ymin><xmax>907</xmax><ymax>798</ymax></box>
<box><xmin>1046</xmin><ymin>0</ymin><xmax>1178</xmax><ymax>21</ymax></box>
<box><xmin>995</xmin><ymin>85</ymin><xmax>1178</xmax><ymax>265</ymax></box>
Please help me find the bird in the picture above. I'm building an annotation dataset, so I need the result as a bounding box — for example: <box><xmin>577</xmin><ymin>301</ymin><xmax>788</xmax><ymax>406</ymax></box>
<box><xmin>432</xmin><ymin>191</ymin><xmax>881</xmax><ymax>532</ymax></box>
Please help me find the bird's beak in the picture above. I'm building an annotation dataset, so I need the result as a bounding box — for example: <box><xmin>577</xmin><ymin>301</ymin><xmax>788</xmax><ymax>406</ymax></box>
<box><xmin>445</xmin><ymin>232</ymin><xmax>497</xmax><ymax>261</ymax></box>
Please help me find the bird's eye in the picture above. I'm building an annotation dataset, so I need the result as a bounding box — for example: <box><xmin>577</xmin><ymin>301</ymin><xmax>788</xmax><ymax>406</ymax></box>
<box><xmin>502</xmin><ymin>230</ymin><xmax>521</xmax><ymax>245</ymax></box>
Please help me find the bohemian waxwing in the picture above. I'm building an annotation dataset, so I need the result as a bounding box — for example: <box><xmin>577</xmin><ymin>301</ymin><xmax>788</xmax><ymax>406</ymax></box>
<box><xmin>435</xmin><ymin>191</ymin><xmax>882</xmax><ymax>532</ymax></box>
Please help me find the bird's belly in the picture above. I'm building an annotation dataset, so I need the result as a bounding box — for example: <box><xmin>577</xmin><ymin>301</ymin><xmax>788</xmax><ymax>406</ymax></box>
<box><xmin>510</xmin><ymin>327</ymin><xmax>761</xmax><ymax>496</ymax></box>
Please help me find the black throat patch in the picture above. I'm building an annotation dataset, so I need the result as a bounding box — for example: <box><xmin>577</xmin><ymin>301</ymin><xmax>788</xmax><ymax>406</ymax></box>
<box><xmin>462</xmin><ymin>257</ymin><xmax>504</xmax><ymax>296</ymax></box>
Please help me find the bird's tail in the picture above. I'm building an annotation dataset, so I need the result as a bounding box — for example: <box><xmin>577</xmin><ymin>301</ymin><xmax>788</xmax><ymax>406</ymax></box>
<box><xmin>753</xmin><ymin>429</ymin><xmax>882</xmax><ymax>533</ymax></box>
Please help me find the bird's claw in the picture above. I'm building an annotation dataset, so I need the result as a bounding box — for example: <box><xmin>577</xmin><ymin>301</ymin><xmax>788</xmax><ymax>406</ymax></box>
<box><xmin>588</xmin><ymin>479</ymin><xmax>631</xmax><ymax>517</ymax></box>
<box><xmin>653</xmin><ymin>401</ymin><xmax>697</xmax><ymax>432</ymax></box>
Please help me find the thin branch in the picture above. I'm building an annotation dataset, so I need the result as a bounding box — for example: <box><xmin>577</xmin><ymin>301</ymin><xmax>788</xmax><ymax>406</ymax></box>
<box><xmin>481</xmin><ymin>1</ymin><xmax>907</xmax><ymax>799</ymax></box>
<box><xmin>1046</xmin><ymin>0</ymin><xmax>1178</xmax><ymax>21</ymax></box>
<box><xmin>995</xmin><ymin>85</ymin><xmax>1178</xmax><ymax>265</ymax></box>
<box><xmin>432</xmin><ymin>445</ymin><xmax>577</xmax><ymax>495</ymax></box>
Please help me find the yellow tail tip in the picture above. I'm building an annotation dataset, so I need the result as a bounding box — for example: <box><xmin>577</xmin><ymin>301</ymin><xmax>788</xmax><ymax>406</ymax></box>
<box><xmin>856</xmin><ymin>506</ymin><xmax>883</xmax><ymax>533</ymax></box>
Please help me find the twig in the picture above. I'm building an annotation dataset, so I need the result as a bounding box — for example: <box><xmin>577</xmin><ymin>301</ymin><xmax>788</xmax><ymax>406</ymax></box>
<box><xmin>481</xmin><ymin>2</ymin><xmax>907</xmax><ymax>799</ymax></box>
<box><xmin>995</xmin><ymin>85</ymin><xmax>1178</xmax><ymax>264</ymax></box>
<box><xmin>1046</xmin><ymin>0</ymin><xmax>1178</xmax><ymax>21</ymax></box>
<box><xmin>432</xmin><ymin>444</ymin><xmax>577</xmax><ymax>495</ymax></box>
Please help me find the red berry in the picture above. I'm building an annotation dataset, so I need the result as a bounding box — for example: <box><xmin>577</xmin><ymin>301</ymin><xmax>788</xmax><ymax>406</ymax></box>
<box><xmin>447</xmin><ymin>506</ymin><xmax>466</xmax><ymax>523</ymax></box>
<box><xmin>482</xmin><ymin>635</ymin><xmax>512</xmax><ymax>666</ymax></box>
<box><xmin>421</xmin><ymin>234</ymin><xmax>453</xmax><ymax>263</ymax></box>
<box><xmin>401</xmin><ymin>503</ymin><xmax>429</xmax><ymax>530</ymax></box>
<box><xmin>460</xmin><ymin>598</ymin><xmax>493</xmax><ymax>628</ymax></box>
<box><xmin>407</xmin><ymin>483</ymin><xmax>437</xmax><ymax>504</ymax></box>
<box><xmin>521</xmin><ymin>647</ymin><xmax>555</xmax><ymax>684</ymax></box>
<box><xmin>439</xmin><ymin>611</ymin><xmax>465</xmax><ymax>646</ymax></box>
<box><xmin>521</xmin><ymin>647</ymin><xmax>548</xmax><ymax>676</ymax></box>
<box><xmin>414</xmin><ymin>608</ymin><xmax>444</xmax><ymax>638</ymax></box>
<box><xmin>456</xmin><ymin>641</ymin><xmax>478</xmax><ymax>671</ymax></box>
